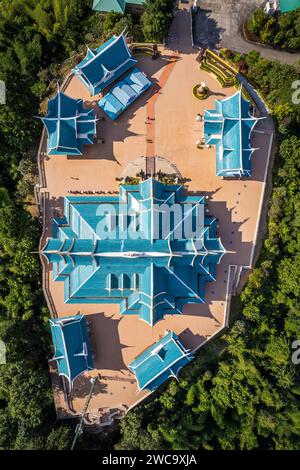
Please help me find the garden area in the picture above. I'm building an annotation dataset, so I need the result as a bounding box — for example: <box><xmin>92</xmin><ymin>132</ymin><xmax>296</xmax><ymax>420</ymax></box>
<box><xmin>200</xmin><ymin>49</ymin><xmax>238</xmax><ymax>88</ymax></box>
<box><xmin>246</xmin><ymin>7</ymin><xmax>300</xmax><ymax>50</ymax></box>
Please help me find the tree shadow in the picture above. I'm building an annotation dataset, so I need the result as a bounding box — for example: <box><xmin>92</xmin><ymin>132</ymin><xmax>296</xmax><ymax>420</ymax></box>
<box><xmin>165</xmin><ymin>9</ymin><xmax>197</xmax><ymax>55</ymax></box>
<box><xmin>70</xmin><ymin>373</ymin><xmax>109</xmax><ymax>403</ymax></box>
<box><xmin>179</xmin><ymin>328</ymin><xmax>207</xmax><ymax>350</ymax></box>
<box><xmin>193</xmin><ymin>8</ymin><xmax>225</xmax><ymax>50</ymax></box>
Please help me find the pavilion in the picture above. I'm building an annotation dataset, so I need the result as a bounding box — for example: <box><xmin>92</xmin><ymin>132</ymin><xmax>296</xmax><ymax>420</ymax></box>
<box><xmin>128</xmin><ymin>331</ymin><xmax>194</xmax><ymax>392</ymax></box>
<box><xmin>73</xmin><ymin>33</ymin><xmax>137</xmax><ymax>96</ymax></box>
<box><xmin>92</xmin><ymin>0</ymin><xmax>145</xmax><ymax>14</ymax></box>
<box><xmin>204</xmin><ymin>90</ymin><xmax>259</xmax><ymax>178</ymax></box>
<box><xmin>50</xmin><ymin>315</ymin><xmax>94</xmax><ymax>388</ymax></box>
<box><xmin>98</xmin><ymin>67</ymin><xmax>152</xmax><ymax>120</ymax></box>
<box><xmin>42</xmin><ymin>179</ymin><xmax>226</xmax><ymax>327</ymax></box>
<box><xmin>40</xmin><ymin>90</ymin><xmax>97</xmax><ymax>156</ymax></box>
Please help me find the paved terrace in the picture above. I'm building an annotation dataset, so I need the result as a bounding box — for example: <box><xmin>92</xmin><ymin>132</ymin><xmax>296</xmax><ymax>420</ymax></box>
<box><xmin>39</xmin><ymin>2</ymin><xmax>274</xmax><ymax>422</ymax></box>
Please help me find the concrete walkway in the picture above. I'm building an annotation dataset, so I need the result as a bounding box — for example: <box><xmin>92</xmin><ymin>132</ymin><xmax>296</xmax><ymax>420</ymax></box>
<box><xmin>193</xmin><ymin>0</ymin><xmax>300</xmax><ymax>64</ymax></box>
<box><xmin>146</xmin><ymin>54</ymin><xmax>178</xmax><ymax>163</ymax></box>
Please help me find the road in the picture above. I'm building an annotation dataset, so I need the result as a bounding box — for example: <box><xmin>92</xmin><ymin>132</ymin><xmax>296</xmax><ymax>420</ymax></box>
<box><xmin>193</xmin><ymin>0</ymin><xmax>300</xmax><ymax>64</ymax></box>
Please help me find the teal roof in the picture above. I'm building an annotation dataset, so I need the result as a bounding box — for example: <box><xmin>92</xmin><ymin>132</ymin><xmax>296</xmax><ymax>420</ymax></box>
<box><xmin>204</xmin><ymin>90</ymin><xmax>259</xmax><ymax>178</ymax></box>
<box><xmin>93</xmin><ymin>0</ymin><xmax>126</xmax><ymax>13</ymax></box>
<box><xmin>280</xmin><ymin>0</ymin><xmax>300</xmax><ymax>13</ymax></box>
<box><xmin>128</xmin><ymin>331</ymin><xmax>194</xmax><ymax>391</ymax></box>
<box><xmin>50</xmin><ymin>315</ymin><xmax>94</xmax><ymax>386</ymax></box>
<box><xmin>41</xmin><ymin>90</ymin><xmax>97</xmax><ymax>156</ymax></box>
<box><xmin>92</xmin><ymin>0</ymin><xmax>144</xmax><ymax>13</ymax></box>
<box><xmin>98</xmin><ymin>68</ymin><xmax>151</xmax><ymax>120</ymax></box>
<box><xmin>73</xmin><ymin>34</ymin><xmax>137</xmax><ymax>95</ymax></box>
<box><xmin>42</xmin><ymin>179</ymin><xmax>226</xmax><ymax>327</ymax></box>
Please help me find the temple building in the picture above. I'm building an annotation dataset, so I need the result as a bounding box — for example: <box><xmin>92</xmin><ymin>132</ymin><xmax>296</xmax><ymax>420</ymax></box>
<box><xmin>40</xmin><ymin>90</ymin><xmax>97</xmax><ymax>156</ymax></box>
<box><xmin>204</xmin><ymin>90</ymin><xmax>259</xmax><ymax>178</ymax></box>
<box><xmin>128</xmin><ymin>331</ymin><xmax>194</xmax><ymax>392</ymax></box>
<box><xmin>73</xmin><ymin>33</ymin><xmax>137</xmax><ymax>96</ymax></box>
<box><xmin>42</xmin><ymin>179</ymin><xmax>225</xmax><ymax>327</ymax></box>
<box><xmin>49</xmin><ymin>315</ymin><xmax>94</xmax><ymax>388</ymax></box>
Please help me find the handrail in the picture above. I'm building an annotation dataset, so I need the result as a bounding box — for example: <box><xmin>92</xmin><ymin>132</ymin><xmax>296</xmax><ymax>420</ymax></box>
<box><xmin>205</xmin><ymin>49</ymin><xmax>239</xmax><ymax>75</ymax></box>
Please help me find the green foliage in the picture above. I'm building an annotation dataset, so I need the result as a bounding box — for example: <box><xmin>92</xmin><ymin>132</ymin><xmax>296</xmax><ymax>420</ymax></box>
<box><xmin>115</xmin><ymin>410</ymin><xmax>163</xmax><ymax>450</ymax></box>
<box><xmin>141</xmin><ymin>0</ymin><xmax>174</xmax><ymax>43</ymax></box>
<box><xmin>248</xmin><ymin>8</ymin><xmax>269</xmax><ymax>35</ymax></box>
<box><xmin>0</xmin><ymin>362</ymin><xmax>52</xmax><ymax>429</ymax></box>
<box><xmin>45</xmin><ymin>425</ymin><xmax>73</xmax><ymax>450</ymax></box>
<box><xmin>248</xmin><ymin>8</ymin><xmax>300</xmax><ymax>49</ymax></box>
<box><xmin>102</xmin><ymin>12</ymin><xmax>135</xmax><ymax>37</ymax></box>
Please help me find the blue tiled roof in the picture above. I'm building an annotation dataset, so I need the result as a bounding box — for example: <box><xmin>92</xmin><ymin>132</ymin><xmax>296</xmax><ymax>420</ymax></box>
<box><xmin>42</xmin><ymin>179</ymin><xmax>226</xmax><ymax>327</ymax></box>
<box><xmin>50</xmin><ymin>315</ymin><xmax>94</xmax><ymax>386</ymax></box>
<box><xmin>41</xmin><ymin>90</ymin><xmax>97</xmax><ymax>156</ymax></box>
<box><xmin>124</xmin><ymin>67</ymin><xmax>152</xmax><ymax>95</ymax></box>
<box><xmin>73</xmin><ymin>34</ymin><xmax>137</xmax><ymax>95</ymax></box>
<box><xmin>128</xmin><ymin>331</ymin><xmax>194</xmax><ymax>391</ymax></box>
<box><xmin>204</xmin><ymin>90</ymin><xmax>259</xmax><ymax>178</ymax></box>
<box><xmin>93</xmin><ymin>0</ymin><xmax>126</xmax><ymax>13</ymax></box>
<box><xmin>98</xmin><ymin>92</ymin><xmax>126</xmax><ymax>120</ymax></box>
<box><xmin>98</xmin><ymin>67</ymin><xmax>151</xmax><ymax>120</ymax></box>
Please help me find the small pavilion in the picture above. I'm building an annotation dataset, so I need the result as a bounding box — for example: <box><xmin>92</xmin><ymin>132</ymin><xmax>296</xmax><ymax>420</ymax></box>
<box><xmin>128</xmin><ymin>331</ymin><xmax>194</xmax><ymax>392</ymax></box>
<box><xmin>204</xmin><ymin>90</ymin><xmax>259</xmax><ymax>178</ymax></box>
<box><xmin>92</xmin><ymin>0</ymin><xmax>145</xmax><ymax>15</ymax></box>
<box><xmin>50</xmin><ymin>315</ymin><xmax>94</xmax><ymax>388</ymax></box>
<box><xmin>40</xmin><ymin>90</ymin><xmax>97</xmax><ymax>156</ymax></box>
<box><xmin>73</xmin><ymin>33</ymin><xmax>137</xmax><ymax>96</ymax></box>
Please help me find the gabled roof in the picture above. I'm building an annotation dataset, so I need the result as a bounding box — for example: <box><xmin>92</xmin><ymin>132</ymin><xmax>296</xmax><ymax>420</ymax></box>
<box><xmin>98</xmin><ymin>67</ymin><xmax>151</xmax><ymax>120</ymax></box>
<box><xmin>50</xmin><ymin>315</ymin><xmax>94</xmax><ymax>386</ymax></box>
<box><xmin>204</xmin><ymin>90</ymin><xmax>260</xmax><ymax>178</ymax></box>
<box><xmin>128</xmin><ymin>331</ymin><xmax>194</xmax><ymax>391</ymax></box>
<box><xmin>40</xmin><ymin>90</ymin><xmax>97</xmax><ymax>156</ymax></box>
<box><xmin>93</xmin><ymin>0</ymin><xmax>126</xmax><ymax>13</ymax></box>
<box><xmin>92</xmin><ymin>0</ymin><xmax>145</xmax><ymax>13</ymax></box>
<box><xmin>42</xmin><ymin>179</ymin><xmax>226</xmax><ymax>327</ymax></box>
<box><xmin>73</xmin><ymin>33</ymin><xmax>137</xmax><ymax>95</ymax></box>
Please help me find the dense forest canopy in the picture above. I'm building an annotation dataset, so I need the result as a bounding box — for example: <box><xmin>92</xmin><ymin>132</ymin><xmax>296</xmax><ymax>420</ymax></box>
<box><xmin>0</xmin><ymin>0</ymin><xmax>299</xmax><ymax>450</ymax></box>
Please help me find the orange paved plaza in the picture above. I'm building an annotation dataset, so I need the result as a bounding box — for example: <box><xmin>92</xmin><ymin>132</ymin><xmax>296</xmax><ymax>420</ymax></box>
<box><xmin>39</xmin><ymin>6</ymin><xmax>274</xmax><ymax>423</ymax></box>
